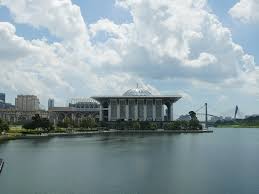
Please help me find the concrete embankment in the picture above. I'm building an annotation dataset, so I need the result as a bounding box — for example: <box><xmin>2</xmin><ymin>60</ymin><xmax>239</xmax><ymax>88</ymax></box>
<box><xmin>0</xmin><ymin>129</ymin><xmax>213</xmax><ymax>142</ymax></box>
<box><xmin>0</xmin><ymin>130</ymin><xmax>213</xmax><ymax>142</ymax></box>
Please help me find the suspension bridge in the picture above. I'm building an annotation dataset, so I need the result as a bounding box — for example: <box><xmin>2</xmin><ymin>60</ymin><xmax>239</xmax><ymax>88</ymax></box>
<box><xmin>178</xmin><ymin>103</ymin><xmax>244</xmax><ymax>129</ymax></box>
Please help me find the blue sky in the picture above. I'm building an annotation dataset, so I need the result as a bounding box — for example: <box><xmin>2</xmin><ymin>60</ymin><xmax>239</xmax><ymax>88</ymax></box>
<box><xmin>208</xmin><ymin>0</ymin><xmax>259</xmax><ymax>62</ymax></box>
<box><xmin>0</xmin><ymin>0</ymin><xmax>259</xmax><ymax>118</ymax></box>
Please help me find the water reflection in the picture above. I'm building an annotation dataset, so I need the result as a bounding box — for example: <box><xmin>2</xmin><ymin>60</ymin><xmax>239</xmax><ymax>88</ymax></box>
<box><xmin>1</xmin><ymin>128</ymin><xmax>259</xmax><ymax>194</ymax></box>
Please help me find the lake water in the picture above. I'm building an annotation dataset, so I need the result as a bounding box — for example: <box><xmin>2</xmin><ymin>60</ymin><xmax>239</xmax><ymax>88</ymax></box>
<box><xmin>1</xmin><ymin>128</ymin><xmax>259</xmax><ymax>194</ymax></box>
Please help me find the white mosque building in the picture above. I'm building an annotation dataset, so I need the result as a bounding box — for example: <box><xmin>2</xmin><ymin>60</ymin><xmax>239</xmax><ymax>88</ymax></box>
<box><xmin>92</xmin><ymin>86</ymin><xmax>182</xmax><ymax>122</ymax></box>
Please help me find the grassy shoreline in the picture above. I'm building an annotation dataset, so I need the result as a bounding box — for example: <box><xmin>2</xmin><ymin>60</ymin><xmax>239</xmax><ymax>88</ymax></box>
<box><xmin>216</xmin><ymin>125</ymin><xmax>259</xmax><ymax>128</ymax></box>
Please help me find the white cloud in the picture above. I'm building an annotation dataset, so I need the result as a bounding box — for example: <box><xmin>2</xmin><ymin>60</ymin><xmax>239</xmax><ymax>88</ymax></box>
<box><xmin>0</xmin><ymin>0</ymin><xmax>90</xmax><ymax>43</ymax></box>
<box><xmin>185</xmin><ymin>52</ymin><xmax>218</xmax><ymax>68</ymax></box>
<box><xmin>0</xmin><ymin>0</ymin><xmax>258</xmax><ymax>107</ymax></box>
<box><xmin>0</xmin><ymin>22</ymin><xmax>38</xmax><ymax>61</ymax></box>
<box><xmin>99</xmin><ymin>0</ymin><xmax>256</xmax><ymax>83</ymax></box>
<box><xmin>229</xmin><ymin>0</ymin><xmax>259</xmax><ymax>23</ymax></box>
<box><xmin>0</xmin><ymin>21</ymin><xmax>144</xmax><ymax>105</ymax></box>
<box><xmin>0</xmin><ymin>22</ymin><xmax>72</xmax><ymax>100</ymax></box>
<box><xmin>217</xmin><ymin>95</ymin><xmax>227</xmax><ymax>103</ymax></box>
<box><xmin>176</xmin><ymin>91</ymin><xmax>193</xmax><ymax>102</ymax></box>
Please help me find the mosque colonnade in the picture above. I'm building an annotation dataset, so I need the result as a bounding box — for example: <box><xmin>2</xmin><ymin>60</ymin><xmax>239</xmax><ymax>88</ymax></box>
<box><xmin>92</xmin><ymin>86</ymin><xmax>181</xmax><ymax>122</ymax></box>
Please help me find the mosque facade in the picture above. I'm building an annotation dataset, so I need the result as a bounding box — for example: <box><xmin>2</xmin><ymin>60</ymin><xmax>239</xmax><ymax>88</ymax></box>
<box><xmin>92</xmin><ymin>86</ymin><xmax>182</xmax><ymax>122</ymax></box>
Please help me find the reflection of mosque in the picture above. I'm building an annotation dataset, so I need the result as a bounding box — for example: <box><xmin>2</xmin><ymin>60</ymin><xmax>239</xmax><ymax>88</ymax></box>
<box><xmin>92</xmin><ymin>86</ymin><xmax>181</xmax><ymax>122</ymax></box>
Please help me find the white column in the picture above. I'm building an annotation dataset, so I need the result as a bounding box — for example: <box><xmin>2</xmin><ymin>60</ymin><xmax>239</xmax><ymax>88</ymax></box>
<box><xmin>117</xmin><ymin>100</ymin><xmax>120</xmax><ymax>120</ymax></box>
<box><xmin>108</xmin><ymin>102</ymin><xmax>111</xmax><ymax>121</ymax></box>
<box><xmin>144</xmin><ymin>102</ymin><xmax>147</xmax><ymax>121</ymax></box>
<box><xmin>135</xmin><ymin>101</ymin><xmax>138</xmax><ymax>121</ymax></box>
<box><xmin>161</xmin><ymin>104</ymin><xmax>164</xmax><ymax>121</ymax></box>
<box><xmin>72</xmin><ymin>113</ymin><xmax>75</xmax><ymax>121</ymax></box>
<box><xmin>152</xmin><ymin>101</ymin><xmax>156</xmax><ymax>121</ymax></box>
<box><xmin>126</xmin><ymin>102</ymin><xmax>129</xmax><ymax>121</ymax></box>
<box><xmin>171</xmin><ymin>103</ymin><xmax>174</xmax><ymax>121</ymax></box>
<box><xmin>99</xmin><ymin>104</ymin><xmax>103</xmax><ymax>121</ymax></box>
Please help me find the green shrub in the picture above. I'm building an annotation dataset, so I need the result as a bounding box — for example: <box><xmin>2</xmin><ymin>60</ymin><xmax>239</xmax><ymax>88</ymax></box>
<box><xmin>132</xmin><ymin>121</ymin><xmax>141</xmax><ymax>130</ymax></box>
<box><xmin>189</xmin><ymin>119</ymin><xmax>202</xmax><ymax>130</ymax></box>
<box><xmin>22</xmin><ymin>114</ymin><xmax>53</xmax><ymax>132</ymax></box>
<box><xmin>139</xmin><ymin>121</ymin><xmax>157</xmax><ymax>130</ymax></box>
<box><xmin>165</xmin><ymin>120</ymin><xmax>191</xmax><ymax>130</ymax></box>
<box><xmin>0</xmin><ymin>118</ymin><xmax>9</xmax><ymax>132</ymax></box>
<box><xmin>148</xmin><ymin>122</ymin><xmax>158</xmax><ymax>130</ymax></box>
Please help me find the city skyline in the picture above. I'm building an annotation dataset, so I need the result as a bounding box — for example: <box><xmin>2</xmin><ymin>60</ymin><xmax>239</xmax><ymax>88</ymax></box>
<box><xmin>0</xmin><ymin>0</ymin><xmax>259</xmax><ymax>117</ymax></box>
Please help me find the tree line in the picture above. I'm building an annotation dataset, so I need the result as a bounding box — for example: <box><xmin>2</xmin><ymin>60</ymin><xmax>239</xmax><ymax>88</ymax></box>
<box><xmin>99</xmin><ymin>111</ymin><xmax>202</xmax><ymax>130</ymax></box>
<box><xmin>214</xmin><ymin>115</ymin><xmax>259</xmax><ymax>127</ymax></box>
<box><xmin>56</xmin><ymin>117</ymin><xmax>96</xmax><ymax>129</ymax></box>
<box><xmin>1</xmin><ymin>110</ymin><xmax>203</xmax><ymax>134</ymax></box>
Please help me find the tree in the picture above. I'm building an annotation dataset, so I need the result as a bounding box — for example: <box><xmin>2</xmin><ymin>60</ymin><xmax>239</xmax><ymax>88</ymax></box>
<box><xmin>148</xmin><ymin>122</ymin><xmax>158</xmax><ymax>130</ymax></box>
<box><xmin>132</xmin><ymin>121</ymin><xmax>141</xmax><ymax>130</ymax></box>
<box><xmin>139</xmin><ymin>121</ymin><xmax>158</xmax><ymax>130</ymax></box>
<box><xmin>40</xmin><ymin>118</ymin><xmax>54</xmax><ymax>132</ymax></box>
<box><xmin>32</xmin><ymin>114</ymin><xmax>41</xmax><ymax>122</ymax></box>
<box><xmin>80</xmin><ymin>117</ymin><xmax>96</xmax><ymax>129</ymax></box>
<box><xmin>23</xmin><ymin>121</ymin><xmax>37</xmax><ymax>130</ymax></box>
<box><xmin>189</xmin><ymin>119</ymin><xmax>202</xmax><ymax>130</ymax></box>
<box><xmin>189</xmin><ymin>111</ymin><xmax>197</xmax><ymax>120</ymax></box>
<box><xmin>0</xmin><ymin>118</ymin><xmax>9</xmax><ymax>132</ymax></box>
<box><xmin>181</xmin><ymin>120</ymin><xmax>189</xmax><ymax>130</ymax></box>
<box><xmin>22</xmin><ymin>114</ymin><xmax>53</xmax><ymax>132</ymax></box>
<box><xmin>170</xmin><ymin>121</ymin><xmax>182</xmax><ymax>130</ymax></box>
<box><xmin>165</xmin><ymin>120</ymin><xmax>188</xmax><ymax>130</ymax></box>
<box><xmin>63</xmin><ymin>117</ymin><xmax>72</xmax><ymax>128</ymax></box>
<box><xmin>188</xmin><ymin>111</ymin><xmax>202</xmax><ymax>130</ymax></box>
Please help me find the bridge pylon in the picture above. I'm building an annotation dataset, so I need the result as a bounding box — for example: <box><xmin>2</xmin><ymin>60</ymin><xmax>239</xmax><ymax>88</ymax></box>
<box><xmin>205</xmin><ymin>103</ymin><xmax>208</xmax><ymax>129</ymax></box>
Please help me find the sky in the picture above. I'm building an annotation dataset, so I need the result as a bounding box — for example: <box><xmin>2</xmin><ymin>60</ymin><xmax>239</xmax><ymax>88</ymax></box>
<box><xmin>0</xmin><ymin>0</ymin><xmax>259</xmax><ymax>118</ymax></box>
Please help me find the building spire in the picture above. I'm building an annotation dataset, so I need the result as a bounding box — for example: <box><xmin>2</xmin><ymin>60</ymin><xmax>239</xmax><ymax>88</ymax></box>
<box><xmin>136</xmin><ymin>83</ymin><xmax>139</xmax><ymax>88</ymax></box>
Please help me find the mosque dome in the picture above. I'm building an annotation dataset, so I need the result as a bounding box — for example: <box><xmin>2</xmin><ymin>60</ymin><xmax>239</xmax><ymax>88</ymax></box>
<box><xmin>68</xmin><ymin>98</ymin><xmax>100</xmax><ymax>109</ymax></box>
<box><xmin>123</xmin><ymin>86</ymin><xmax>152</xmax><ymax>96</ymax></box>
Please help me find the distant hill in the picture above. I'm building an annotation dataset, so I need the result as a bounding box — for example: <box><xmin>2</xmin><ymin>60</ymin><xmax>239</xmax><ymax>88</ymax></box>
<box><xmin>215</xmin><ymin>116</ymin><xmax>259</xmax><ymax>128</ymax></box>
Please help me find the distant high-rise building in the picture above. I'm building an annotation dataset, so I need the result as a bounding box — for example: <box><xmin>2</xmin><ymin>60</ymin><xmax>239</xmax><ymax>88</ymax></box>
<box><xmin>15</xmin><ymin>95</ymin><xmax>40</xmax><ymax>111</ymax></box>
<box><xmin>48</xmin><ymin>99</ymin><xmax>54</xmax><ymax>109</ymax></box>
<box><xmin>0</xmin><ymin>93</ymin><xmax>14</xmax><ymax>109</ymax></box>
<box><xmin>0</xmin><ymin>93</ymin><xmax>5</xmax><ymax>103</ymax></box>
